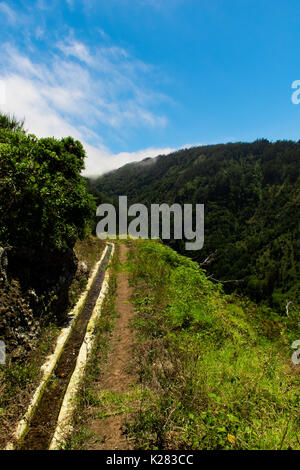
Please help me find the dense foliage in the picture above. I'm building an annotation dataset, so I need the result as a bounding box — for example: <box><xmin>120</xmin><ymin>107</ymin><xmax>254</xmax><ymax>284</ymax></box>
<box><xmin>89</xmin><ymin>140</ymin><xmax>300</xmax><ymax>310</ymax></box>
<box><xmin>126</xmin><ymin>240</ymin><xmax>299</xmax><ymax>450</ymax></box>
<box><xmin>0</xmin><ymin>115</ymin><xmax>95</xmax><ymax>252</ymax></box>
<box><xmin>0</xmin><ymin>113</ymin><xmax>24</xmax><ymax>132</ymax></box>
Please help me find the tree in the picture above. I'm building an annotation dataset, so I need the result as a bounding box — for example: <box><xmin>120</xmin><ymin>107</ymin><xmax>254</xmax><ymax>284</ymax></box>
<box><xmin>0</xmin><ymin>112</ymin><xmax>24</xmax><ymax>132</ymax></box>
<box><xmin>0</xmin><ymin>122</ymin><xmax>96</xmax><ymax>253</ymax></box>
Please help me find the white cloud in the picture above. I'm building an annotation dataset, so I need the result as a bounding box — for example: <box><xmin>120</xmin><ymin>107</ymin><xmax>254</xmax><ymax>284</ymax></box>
<box><xmin>98</xmin><ymin>28</ymin><xmax>110</xmax><ymax>40</ymax></box>
<box><xmin>0</xmin><ymin>0</ymin><xmax>174</xmax><ymax>177</ymax></box>
<box><xmin>1</xmin><ymin>73</ymin><xmax>175</xmax><ymax>176</ymax></box>
<box><xmin>0</xmin><ymin>37</ymin><xmax>168</xmax><ymax>125</ymax></box>
<box><xmin>57</xmin><ymin>39</ymin><xmax>93</xmax><ymax>65</ymax></box>
<box><xmin>83</xmin><ymin>143</ymin><xmax>175</xmax><ymax>176</ymax></box>
<box><xmin>2</xmin><ymin>74</ymin><xmax>81</xmax><ymax>138</ymax></box>
<box><xmin>0</xmin><ymin>38</ymin><xmax>174</xmax><ymax>176</ymax></box>
<box><xmin>35</xmin><ymin>27</ymin><xmax>45</xmax><ymax>39</ymax></box>
<box><xmin>0</xmin><ymin>2</ymin><xmax>17</xmax><ymax>23</ymax></box>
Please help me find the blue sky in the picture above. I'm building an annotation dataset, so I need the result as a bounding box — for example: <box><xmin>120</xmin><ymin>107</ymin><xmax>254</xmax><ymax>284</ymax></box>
<box><xmin>1</xmin><ymin>0</ymin><xmax>300</xmax><ymax>174</ymax></box>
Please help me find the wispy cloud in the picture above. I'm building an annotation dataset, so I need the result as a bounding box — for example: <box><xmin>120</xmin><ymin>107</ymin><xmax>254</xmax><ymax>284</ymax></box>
<box><xmin>0</xmin><ymin>2</ymin><xmax>18</xmax><ymax>23</ymax></box>
<box><xmin>1</xmin><ymin>64</ymin><xmax>174</xmax><ymax>175</ymax></box>
<box><xmin>0</xmin><ymin>1</ymin><xmax>172</xmax><ymax>176</ymax></box>
<box><xmin>84</xmin><ymin>144</ymin><xmax>176</xmax><ymax>176</ymax></box>
<box><xmin>1</xmin><ymin>22</ymin><xmax>169</xmax><ymax>129</ymax></box>
<box><xmin>57</xmin><ymin>39</ymin><xmax>93</xmax><ymax>65</ymax></box>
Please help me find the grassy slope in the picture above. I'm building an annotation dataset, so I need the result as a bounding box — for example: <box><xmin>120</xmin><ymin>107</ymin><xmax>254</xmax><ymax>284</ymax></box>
<box><xmin>126</xmin><ymin>240</ymin><xmax>299</xmax><ymax>450</ymax></box>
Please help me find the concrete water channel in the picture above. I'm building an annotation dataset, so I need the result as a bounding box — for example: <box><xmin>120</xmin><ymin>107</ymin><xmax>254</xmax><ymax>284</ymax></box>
<box><xmin>16</xmin><ymin>244</ymin><xmax>113</xmax><ymax>450</ymax></box>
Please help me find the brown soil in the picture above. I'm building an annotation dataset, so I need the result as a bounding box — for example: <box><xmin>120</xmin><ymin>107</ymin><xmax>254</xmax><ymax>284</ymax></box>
<box><xmin>86</xmin><ymin>243</ymin><xmax>136</xmax><ymax>450</ymax></box>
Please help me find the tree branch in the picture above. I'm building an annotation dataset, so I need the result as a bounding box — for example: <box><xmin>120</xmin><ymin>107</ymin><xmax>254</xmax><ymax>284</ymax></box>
<box><xmin>206</xmin><ymin>274</ymin><xmax>246</xmax><ymax>284</ymax></box>
<box><xmin>199</xmin><ymin>250</ymin><xmax>217</xmax><ymax>267</ymax></box>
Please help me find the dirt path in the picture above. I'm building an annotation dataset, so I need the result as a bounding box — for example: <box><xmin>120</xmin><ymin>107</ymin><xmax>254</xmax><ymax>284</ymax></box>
<box><xmin>86</xmin><ymin>243</ymin><xmax>136</xmax><ymax>450</ymax></box>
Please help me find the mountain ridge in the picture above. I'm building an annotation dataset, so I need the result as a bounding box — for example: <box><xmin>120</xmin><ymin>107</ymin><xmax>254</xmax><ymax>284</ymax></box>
<box><xmin>87</xmin><ymin>139</ymin><xmax>300</xmax><ymax>311</ymax></box>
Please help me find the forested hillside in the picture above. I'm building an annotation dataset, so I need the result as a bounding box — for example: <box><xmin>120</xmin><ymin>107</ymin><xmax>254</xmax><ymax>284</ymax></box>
<box><xmin>89</xmin><ymin>140</ymin><xmax>300</xmax><ymax>311</ymax></box>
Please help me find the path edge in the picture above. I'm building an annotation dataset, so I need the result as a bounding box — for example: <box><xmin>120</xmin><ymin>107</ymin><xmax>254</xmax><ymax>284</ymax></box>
<box><xmin>49</xmin><ymin>242</ymin><xmax>115</xmax><ymax>450</ymax></box>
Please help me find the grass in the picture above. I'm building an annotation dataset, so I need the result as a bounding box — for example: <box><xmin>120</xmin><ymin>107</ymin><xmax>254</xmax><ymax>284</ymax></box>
<box><xmin>68</xmin><ymin>236</ymin><xmax>105</xmax><ymax>307</ymax></box>
<box><xmin>88</xmin><ymin>388</ymin><xmax>147</xmax><ymax>419</ymax></box>
<box><xmin>0</xmin><ymin>323</ymin><xmax>59</xmax><ymax>447</ymax></box>
<box><xmin>124</xmin><ymin>239</ymin><xmax>300</xmax><ymax>450</ymax></box>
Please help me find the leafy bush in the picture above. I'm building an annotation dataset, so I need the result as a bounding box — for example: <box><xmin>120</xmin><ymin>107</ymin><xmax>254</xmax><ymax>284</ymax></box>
<box><xmin>0</xmin><ymin>119</ymin><xmax>95</xmax><ymax>252</ymax></box>
<box><xmin>0</xmin><ymin>112</ymin><xmax>24</xmax><ymax>132</ymax></box>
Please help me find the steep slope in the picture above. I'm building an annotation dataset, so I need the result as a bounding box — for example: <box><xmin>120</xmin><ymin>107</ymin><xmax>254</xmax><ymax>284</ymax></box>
<box><xmin>89</xmin><ymin>140</ymin><xmax>300</xmax><ymax>311</ymax></box>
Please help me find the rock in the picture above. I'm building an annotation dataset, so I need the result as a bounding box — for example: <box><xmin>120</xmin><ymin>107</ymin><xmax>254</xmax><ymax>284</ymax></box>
<box><xmin>78</xmin><ymin>261</ymin><xmax>89</xmax><ymax>274</ymax></box>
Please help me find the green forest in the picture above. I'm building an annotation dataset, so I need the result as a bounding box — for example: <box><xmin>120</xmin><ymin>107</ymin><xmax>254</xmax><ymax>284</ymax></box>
<box><xmin>89</xmin><ymin>140</ymin><xmax>300</xmax><ymax>313</ymax></box>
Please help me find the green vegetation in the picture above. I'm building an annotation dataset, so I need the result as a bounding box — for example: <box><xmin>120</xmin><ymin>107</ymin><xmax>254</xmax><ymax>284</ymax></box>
<box><xmin>1</xmin><ymin>111</ymin><xmax>298</xmax><ymax>450</ymax></box>
<box><xmin>90</xmin><ymin>140</ymin><xmax>300</xmax><ymax>311</ymax></box>
<box><xmin>0</xmin><ymin>113</ymin><xmax>104</xmax><ymax>447</ymax></box>
<box><xmin>0</xmin><ymin>323</ymin><xmax>59</xmax><ymax>447</ymax></box>
<box><xmin>125</xmin><ymin>239</ymin><xmax>299</xmax><ymax>450</ymax></box>
<box><xmin>0</xmin><ymin>236</ymin><xmax>104</xmax><ymax>448</ymax></box>
<box><xmin>0</xmin><ymin>113</ymin><xmax>95</xmax><ymax>252</ymax></box>
<box><xmin>69</xmin><ymin>236</ymin><xmax>105</xmax><ymax>307</ymax></box>
<box><xmin>0</xmin><ymin>112</ymin><xmax>97</xmax><ymax>345</ymax></box>
<box><xmin>0</xmin><ymin>113</ymin><xmax>24</xmax><ymax>132</ymax></box>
